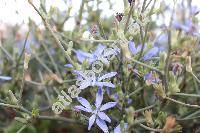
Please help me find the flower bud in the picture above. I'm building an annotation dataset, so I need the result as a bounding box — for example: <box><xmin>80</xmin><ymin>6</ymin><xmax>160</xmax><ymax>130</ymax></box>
<box><xmin>24</xmin><ymin>52</ymin><xmax>31</xmax><ymax>70</ymax></box>
<box><xmin>186</xmin><ymin>56</ymin><xmax>192</xmax><ymax>73</ymax></box>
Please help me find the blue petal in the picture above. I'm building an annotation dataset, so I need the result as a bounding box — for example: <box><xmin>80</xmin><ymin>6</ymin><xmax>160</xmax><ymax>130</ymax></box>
<box><xmin>128</xmin><ymin>41</ymin><xmax>137</xmax><ymax>55</ymax></box>
<box><xmin>64</xmin><ymin>64</ymin><xmax>73</xmax><ymax>68</ymax></box>
<box><xmin>114</xmin><ymin>124</ymin><xmax>122</xmax><ymax>133</ymax></box>
<box><xmin>97</xmin><ymin>112</ymin><xmax>111</xmax><ymax>123</ymax></box>
<box><xmin>79</xmin><ymin>80</ymin><xmax>91</xmax><ymax>90</ymax></box>
<box><xmin>98</xmin><ymin>72</ymin><xmax>117</xmax><ymax>81</ymax></box>
<box><xmin>75</xmin><ymin>50</ymin><xmax>92</xmax><ymax>63</ymax></box>
<box><xmin>73</xmin><ymin>70</ymin><xmax>87</xmax><ymax>79</ymax></box>
<box><xmin>100</xmin><ymin>102</ymin><xmax>117</xmax><ymax>111</ymax></box>
<box><xmin>0</xmin><ymin>76</ymin><xmax>12</xmax><ymax>81</ymax></box>
<box><xmin>88</xmin><ymin>114</ymin><xmax>96</xmax><ymax>130</ymax></box>
<box><xmin>93</xmin><ymin>44</ymin><xmax>106</xmax><ymax>57</ymax></box>
<box><xmin>77</xmin><ymin>97</ymin><xmax>92</xmax><ymax>111</ymax></box>
<box><xmin>143</xmin><ymin>47</ymin><xmax>159</xmax><ymax>61</ymax></box>
<box><xmin>74</xmin><ymin>105</ymin><xmax>92</xmax><ymax>112</ymax></box>
<box><xmin>95</xmin><ymin>88</ymin><xmax>103</xmax><ymax>108</ymax></box>
<box><xmin>96</xmin><ymin>117</ymin><xmax>108</xmax><ymax>133</ymax></box>
<box><xmin>96</xmin><ymin>82</ymin><xmax>115</xmax><ymax>88</ymax></box>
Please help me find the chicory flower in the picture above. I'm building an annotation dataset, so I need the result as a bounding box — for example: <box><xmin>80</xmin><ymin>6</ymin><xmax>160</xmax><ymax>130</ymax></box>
<box><xmin>74</xmin><ymin>88</ymin><xmax>117</xmax><ymax>132</ymax></box>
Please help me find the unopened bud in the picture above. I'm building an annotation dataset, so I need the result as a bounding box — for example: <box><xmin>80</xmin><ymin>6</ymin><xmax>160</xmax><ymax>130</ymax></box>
<box><xmin>186</xmin><ymin>56</ymin><xmax>192</xmax><ymax>73</ymax></box>
<box><xmin>24</xmin><ymin>53</ymin><xmax>31</xmax><ymax>70</ymax></box>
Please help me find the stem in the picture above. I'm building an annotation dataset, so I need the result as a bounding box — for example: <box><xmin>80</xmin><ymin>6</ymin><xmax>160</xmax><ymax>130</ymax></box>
<box><xmin>80</xmin><ymin>39</ymin><xmax>115</xmax><ymax>43</ymax></box>
<box><xmin>28</xmin><ymin>1</ymin><xmax>75</xmax><ymax>67</ymax></box>
<box><xmin>40</xmin><ymin>40</ymin><xmax>61</xmax><ymax>77</ymax></box>
<box><xmin>0</xmin><ymin>41</ymin><xmax>14</xmax><ymax>62</ymax></box>
<box><xmin>16</xmin><ymin>31</ymin><xmax>30</xmax><ymax>70</ymax></box>
<box><xmin>18</xmin><ymin>67</ymin><xmax>25</xmax><ymax>105</ymax></box>
<box><xmin>17</xmin><ymin>124</ymin><xmax>28</xmax><ymax>133</ymax></box>
<box><xmin>0</xmin><ymin>103</ymin><xmax>31</xmax><ymax>115</ymax></box>
<box><xmin>166</xmin><ymin>97</ymin><xmax>200</xmax><ymax>108</ymax></box>
<box><xmin>172</xmin><ymin>93</ymin><xmax>200</xmax><ymax>98</ymax></box>
<box><xmin>128</xmin><ymin>87</ymin><xmax>144</xmax><ymax>97</ymax></box>
<box><xmin>131</xmin><ymin>58</ymin><xmax>163</xmax><ymax>74</ymax></box>
<box><xmin>133</xmin><ymin>103</ymin><xmax>156</xmax><ymax>114</ymax></box>
<box><xmin>139</xmin><ymin>123</ymin><xmax>163</xmax><ymax>132</ymax></box>
<box><xmin>33</xmin><ymin>51</ymin><xmax>53</xmax><ymax>74</ymax></box>
<box><xmin>37</xmin><ymin>115</ymin><xmax>79</xmax><ymax>124</ymax></box>
<box><xmin>191</xmin><ymin>72</ymin><xmax>200</xmax><ymax>84</ymax></box>
<box><xmin>124</xmin><ymin>0</ymin><xmax>135</xmax><ymax>33</ymax></box>
<box><xmin>183</xmin><ymin>109</ymin><xmax>200</xmax><ymax>119</ymax></box>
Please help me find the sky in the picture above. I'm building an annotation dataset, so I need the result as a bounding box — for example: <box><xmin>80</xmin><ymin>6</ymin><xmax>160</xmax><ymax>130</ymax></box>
<box><xmin>0</xmin><ymin>0</ymin><xmax>199</xmax><ymax>31</ymax></box>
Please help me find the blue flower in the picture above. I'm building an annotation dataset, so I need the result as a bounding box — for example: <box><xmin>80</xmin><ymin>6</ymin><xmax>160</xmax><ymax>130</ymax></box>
<box><xmin>64</xmin><ymin>64</ymin><xmax>73</xmax><ymax>68</ymax></box>
<box><xmin>0</xmin><ymin>76</ymin><xmax>12</xmax><ymax>81</ymax></box>
<box><xmin>128</xmin><ymin>41</ymin><xmax>159</xmax><ymax>60</ymax></box>
<box><xmin>172</xmin><ymin>20</ymin><xmax>200</xmax><ymax>36</ymax></box>
<box><xmin>75</xmin><ymin>44</ymin><xmax>119</xmax><ymax>65</ymax></box>
<box><xmin>154</xmin><ymin>34</ymin><xmax>168</xmax><ymax>52</ymax></box>
<box><xmin>74</xmin><ymin>88</ymin><xmax>117</xmax><ymax>132</ymax></box>
<box><xmin>75</xmin><ymin>44</ymin><xmax>106</xmax><ymax>64</ymax></box>
<box><xmin>144</xmin><ymin>71</ymin><xmax>160</xmax><ymax>85</ymax></box>
<box><xmin>114</xmin><ymin>123</ymin><xmax>128</xmax><ymax>133</ymax></box>
<box><xmin>73</xmin><ymin>70</ymin><xmax>117</xmax><ymax>90</ymax></box>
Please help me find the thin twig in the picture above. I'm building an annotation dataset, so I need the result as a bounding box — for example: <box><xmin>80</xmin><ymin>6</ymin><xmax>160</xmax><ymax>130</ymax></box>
<box><xmin>139</xmin><ymin>123</ymin><xmax>163</xmax><ymax>132</ymax></box>
<box><xmin>28</xmin><ymin>1</ymin><xmax>75</xmax><ymax>67</ymax></box>
<box><xmin>40</xmin><ymin>40</ymin><xmax>61</xmax><ymax>77</ymax></box>
<box><xmin>131</xmin><ymin>58</ymin><xmax>163</xmax><ymax>74</ymax></box>
<box><xmin>133</xmin><ymin>103</ymin><xmax>156</xmax><ymax>114</ymax></box>
<box><xmin>17</xmin><ymin>124</ymin><xmax>28</xmax><ymax>133</ymax></box>
<box><xmin>172</xmin><ymin>93</ymin><xmax>200</xmax><ymax>98</ymax></box>
<box><xmin>124</xmin><ymin>0</ymin><xmax>135</xmax><ymax>33</ymax></box>
<box><xmin>166</xmin><ymin>97</ymin><xmax>200</xmax><ymax>108</ymax></box>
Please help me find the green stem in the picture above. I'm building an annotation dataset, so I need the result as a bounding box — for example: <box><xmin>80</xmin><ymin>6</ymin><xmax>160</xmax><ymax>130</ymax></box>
<box><xmin>17</xmin><ymin>124</ymin><xmax>28</xmax><ymax>133</ymax></box>
<box><xmin>133</xmin><ymin>103</ymin><xmax>156</xmax><ymax>114</ymax></box>
<box><xmin>191</xmin><ymin>72</ymin><xmax>200</xmax><ymax>84</ymax></box>
<box><xmin>124</xmin><ymin>0</ymin><xmax>135</xmax><ymax>33</ymax></box>
<box><xmin>131</xmin><ymin>58</ymin><xmax>163</xmax><ymax>74</ymax></box>
<box><xmin>28</xmin><ymin>1</ymin><xmax>75</xmax><ymax>67</ymax></box>
<box><xmin>80</xmin><ymin>39</ymin><xmax>115</xmax><ymax>43</ymax></box>
<box><xmin>128</xmin><ymin>87</ymin><xmax>144</xmax><ymax>97</ymax></box>
<box><xmin>172</xmin><ymin>93</ymin><xmax>200</xmax><ymax>98</ymax></box>
<box><xmin>40</xmin><ymin>40</ymin><xmax>61</xmax><ymax>77</ymax></box>
<box><xmin>166</xmin><ymin>97</ymin><xmax>200</xmax><ymax>108</ymax></box>
<box><xmin>139</xmin><ymin>123</ymin><xmax>163</xmax><ymax>132</ymax></box>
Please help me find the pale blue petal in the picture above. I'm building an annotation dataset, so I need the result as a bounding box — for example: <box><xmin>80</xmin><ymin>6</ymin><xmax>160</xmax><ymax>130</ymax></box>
<box><xmin>143</xmin><ymin>47</ymin><xmax>159</xmax><ymax>61</ymax></box>
<box><xmin>96</xmin><ymin>82</ymin><xmax>115</xmax><ymax>88</ymax></box>
<box><xmin>64</xmin><ymin>64</ymin><xmax>73</xmax><ymax>68</ymax></box>
<box><xmin>98</xmin><ymin>72</ymin><xmax>117</xmax><ymax>81</ymax></box>
<box><xmin>96</xmin><ymin>117</ymin><xmax>108</xmax><ymax>133</ymax></box>
<box><xmin>128</xmin><ymin>41</ymin><xmax>137</xmax><ymax>55</ymax></box>
<box><xmin>75</xmin><ymin>50</ymin><xmax>92</xmax><ymax>63</ymax></box>
<box><xmin>77</xmin><ymin>97</ymin><xmax>92</xmax><ymax>111</ymax></box>
<box><xmin>88</xmin><ymin>114</ymin><xmax>96</xmax><ymax>130</ymax></box>
<box><xmin>74</xmin><ymin>105</ymin><xmax>92</xmax><ymax>112</ymax></box>
<box><xmin>79</xmin><ymin>80</ymin><xmax>91</xmax><ymax>90</ymax></box>
<box><xmin>0</xmin><ymin>76</ymin><xmax>12</xmax><ymax>81</ymax></box>
<box><xmin>93</xmin><ymin>44</ymin><xmax>106</xmax><ymax>57</ymax></box>
<box><xmin>97</xmin><ymin>112</ymin><xmax>111</xmax><ymax>123</ymax></box>
<box><xmin>95</xmin><ymin>88</ymin><xmax>103</xmax><ymax>108</ymax></box>
<box><xmin>73</xmin><ymin>70</ymin><xmax>87</xmax><ymax>79</ymax></box>
<box><xmin>100</xmin><ymin>102</ymin><xmax>117</xmax><ymax>111</ymax></box>
<box><xmin>114</xmin><ymin>124</ymin><xmax>121</xmax><ymax>133</ymax></box>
